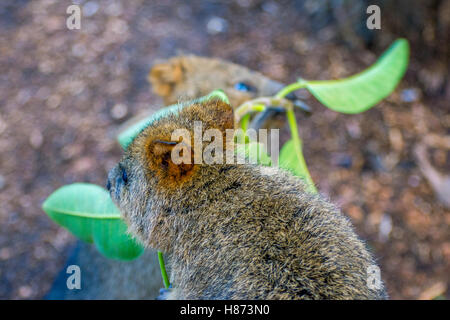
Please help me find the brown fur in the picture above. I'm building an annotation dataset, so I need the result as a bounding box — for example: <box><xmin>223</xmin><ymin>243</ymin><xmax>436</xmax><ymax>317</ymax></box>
<box><xmin>108</xmin><ymin>99</ymin><xmax>388</xmax><ymax>300</ymax></box>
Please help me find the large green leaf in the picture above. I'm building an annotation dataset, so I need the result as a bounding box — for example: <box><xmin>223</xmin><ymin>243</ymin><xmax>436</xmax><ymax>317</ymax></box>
<box><xmin>42</xmin><ymin>183</ymin><xmax>144</xmax><ymax>260</ymax></box>
<box><xmin>303</xmin><ymin>38</ymin><xmax>409</xmax><ymax>114</ymax></box>
<box><xmin>118</xmin><ymin>89</ymin><xmax>230</xmax><ymax>149</ymax></box>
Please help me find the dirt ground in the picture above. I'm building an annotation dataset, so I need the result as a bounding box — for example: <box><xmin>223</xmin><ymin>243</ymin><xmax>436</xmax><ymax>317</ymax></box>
<box><xmin>0</xmin><ymin>0</ymin><xmax>448</xmax><ymax>299</ymax></box>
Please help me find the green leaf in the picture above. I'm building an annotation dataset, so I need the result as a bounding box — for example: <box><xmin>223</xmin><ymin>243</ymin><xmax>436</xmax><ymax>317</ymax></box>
<box><xmin>236</xmin><ymin>141</ymin><xmax>272</xmax><ymax>166</ymax></box>
<box><xmin>117</xmin><ymin>89</ymin><xmax>230</xmax><ymax>149</ymax></box>
<box><xmin>303</xmin><ymin>38</ymin><xmax>409</xmax><ymax>114</ymax></box>
<box><xmin>279</xmin><ymin>139</ymin><xmax>313</xmax><ymax>185</ymax></box>
<box><xmin>42</xmin><ymin>183</ymin><xmax>144</xmax><ymax>261</ymax></box>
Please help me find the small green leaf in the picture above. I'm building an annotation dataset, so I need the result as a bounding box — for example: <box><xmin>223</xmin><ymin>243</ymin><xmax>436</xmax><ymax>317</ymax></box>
<box><xmin>279</xmin><ymin>139</ymin><xmax>306</xmax><ymax>179</ymax></box>
<box><xmin>279</xmin><ymin>139</ymin><xmax>316</xmax><ymax>192</ymax></box>
<box><xmin>117</xmin><ymin>90</ymin><xmax>230</xmax><ymax>149</ymax></box>
<box><xmin>42</xmin><ymin>183</ymin><xmax>144</xmax><ymax>261</ymax></box>
<box><xmin>303</xmin><ymin>38</ymin><xmax>409</xmax><ymax>114</ymax></box>
<box><xmin>236</xmin><ymin>142</ymin><xmax>272</xmax><ymax>166</ymax></box>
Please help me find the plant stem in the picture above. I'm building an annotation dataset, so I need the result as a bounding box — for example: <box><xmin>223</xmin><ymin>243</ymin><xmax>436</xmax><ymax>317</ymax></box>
<box><xmin>238</xmin><ymin>113</ymin><xmax>251</xmax><ymax>144</ymax></box>
<box><xmin>276</xmin><ymin>81</ymin><xmax>317</xmax><ymax>194</ymax></box>
<box><xmin>241</xmin><ymin>114</ymin><xmax>250</xmax><ymax>131</ymax></box>
<box><xmin>235</xmin><ymin>102</ymin><xmax>266</xmax><ymax>125</ymax></box>
<box><xmin>274</xmin><ymin>80</ymin><xmax>307</xmax><ymax>100</ymax></box>
<box><xmin>158</xmin><ymin>250</ymin><xmax>170</xmax><ymax>289</ymax></box>
<box><xmin>285</xmin><ymin>109</ymin><xmax>317</xmax><ymax>193</ymax></box>
<box><xmin>234</xmin><ymin>81</ymin><xmax>317</xmax><ymax>193</ymax></box>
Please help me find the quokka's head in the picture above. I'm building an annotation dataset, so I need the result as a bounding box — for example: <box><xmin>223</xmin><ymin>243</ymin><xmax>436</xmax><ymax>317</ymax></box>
<box><xmin>149</xmin><ymin>55</ymin><xmax>287</xmax><ymax>107</ymax></box>
<box><xmin>107</xmin><ymin>98</ymin><xmax>234</xmax><ymax>225</ymax></box>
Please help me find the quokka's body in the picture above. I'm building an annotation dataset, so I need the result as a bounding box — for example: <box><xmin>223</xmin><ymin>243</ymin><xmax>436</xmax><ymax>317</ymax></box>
<box><xmin>108</xmin><ymin>98</ymin><xmax>388</xmax><ymax>300</ymax></box>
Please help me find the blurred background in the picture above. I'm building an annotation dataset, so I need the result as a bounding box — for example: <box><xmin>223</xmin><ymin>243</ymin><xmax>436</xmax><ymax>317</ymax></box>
<box><xmin>0</xmin><ymin>0</ymin><xmax>448</xmax><ymax>299</ymax></box>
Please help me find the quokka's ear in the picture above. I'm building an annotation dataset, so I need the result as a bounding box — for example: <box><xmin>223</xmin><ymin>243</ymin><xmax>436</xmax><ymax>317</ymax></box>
<box><xmin>148</xmin><ymin>58</ymin><xmax>184</xmax><ymax>98</ymax></box>
<box><xmin>145</xmin><ymin>138</ymin><xmax>196</xmax><ymax>187</ymax></box>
